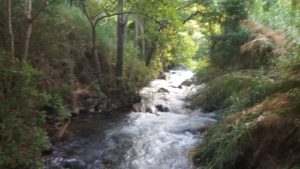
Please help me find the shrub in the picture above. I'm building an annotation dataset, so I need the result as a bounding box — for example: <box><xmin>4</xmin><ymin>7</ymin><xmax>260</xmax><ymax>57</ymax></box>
<box><xmin>195</xmin><ymin>62</ymin><xmax>225</xmax><ymax>83</ymax></box>
<box><xmin>191</xmin><ymin>73</ymin><xmax>258</xmax><ymax>111</ymax></box>
<box><xmin>0</xmin><ymin>53</ymin><xmax>50</xmax><ymax>168</ymax></box>
<box><xmin>210</xmin><ymin>27</ymin><xmax>253</xmax><ymax>69</ymax></box>
<box><xmin>123</xmin><ymin>42</ymin><xmax>161</xmax><ymax>88</ymax></box>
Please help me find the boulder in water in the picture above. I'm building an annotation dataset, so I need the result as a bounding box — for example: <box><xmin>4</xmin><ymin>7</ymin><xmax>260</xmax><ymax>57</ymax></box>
<box><xmin>62</xmin><ymin>159</ymin><xmax>86</xmax><ymax>169</ymax></box>
<box><xmin>155</xmin><ymin>104</ymin><xmax>169</xmax><ymax>112</ymax></box>
<box><xmin>133</xmin><ymin>103</ymin><xmax>143</xmax><ymax>112</ymax></box>
<box><xmin>181</xmin><ymin>79</ymin><xmax>193</xmax><ymax>86</ymax></box>
<box><xmin>146</xmin><ymin>106</ymin><xmax>156</xmax><ymax>114</ymax></box>
<box><xmin>158</xmin><ymin>74</ymin><xmax>167</xmax><ymax>80</ymax></box>
<box><xmin>51</xmin><ymin>166</ymin><xmax>64</xmax><ymax>169</ymax></box>
<box><xmin>157</xmin><ymin>88</ymin><xmax>169</xmax><ymax>93</ymax></box>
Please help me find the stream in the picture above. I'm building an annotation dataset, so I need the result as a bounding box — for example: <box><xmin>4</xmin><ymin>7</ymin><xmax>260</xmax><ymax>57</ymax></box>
<box><xmin>45</xmin><ymin>69</ymin><xmax>217</xmax><ymax>169</ymax></box>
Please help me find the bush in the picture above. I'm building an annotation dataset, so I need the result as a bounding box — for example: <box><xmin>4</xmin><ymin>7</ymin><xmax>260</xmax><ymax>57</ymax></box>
<box><xmin>210</xmin><ymin>27</ymin><xmax>253</xmax><ymax>69</ymax></box>
<box><xmin>0</xmin><ymin>53</ymin><xmax>50</xmax><ymax>168</ymax></box>
<box><xmin>195</xmin><ymin>62</ymin><xmax>225</xmax><ymax>83</ymax></box>
<box><xmin>191</xmin><ymin>73</ymin><xmax>258</xmax><ymax>111</ymax></box>
<box><xmin>123</xmin><ymin>42</ymin><xmax>161</xmax><ymax>88</ymax></box>
<box><xmin>194</xmin><ymin>111</ymin><xmax>300</xmax><ymax>169</ymax></box>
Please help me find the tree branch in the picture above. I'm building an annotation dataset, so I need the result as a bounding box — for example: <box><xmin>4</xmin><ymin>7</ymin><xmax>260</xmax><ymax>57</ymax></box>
<box><xmin>95</xmin><ymin>11</ymin><xmax>165</xmax><ymax>28</ymax></box>
<box><xmin>183</xmin><ymin>11</ymin><xmax>200</xmax><ymax>24</ymax></box>
<box><xmin>31</xmin><ymin>0</ymin><xmax>54</xmax><ymax>22</ymax></box>
<box><xmin>176</xmin><ymin>0</ymin><xmax>196</xmax><ymax>10</ymax></box>
<box><xmin>80</xmin><ymin>1</ymin><xmax>94</xmax><ymax>26</ymax></box>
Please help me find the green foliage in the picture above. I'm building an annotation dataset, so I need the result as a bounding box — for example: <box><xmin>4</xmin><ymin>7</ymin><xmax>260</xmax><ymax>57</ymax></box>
<box><xmin>123</xmin><ymin>43</ymin><xmax>159</xmax><ymax>88</ymax></box>
<box><xmin>0</xmin><ymin>53</ymin><xmax>50</xmax><ymax>168</ymax></box>
<box><xmin>251</xmin><ymin>0</ymin><xmax>299</xmax><ymax>32</ymax></box>
<box><xmin>192</xmin><ymin>64</ymin><xmax>300</xmax><ymax>112</ymax></box>
<box><xmin>195</xmin><ymin>0</ymin><xmax>268</xmax><ymax>71</ymax></box>
<box><xmin>170</xmin><ymin>32</ymin><xmax>200</xmax><ymax>68</ymax></box>
<box><xmin>46</xmin><ymin>93</ymin><xmax>70</xmax><ymax>120</ymax></box>
<box><xmin>210</xmin><ymin>27</ymin><xmax>253</xmax><ymax>69</ymax></box>
<box><xmin>191</xmin><ymin>73</ymin><xmax>258</xmax><ymax>111</ymax></box>
<box><xmin>192</xmin><ymin>0</ymin><xmax>300</xmax><ymax>165</ymax></box>
<box><xmin>32</xmin><ymin>4</ymin><xmax>91</xmax><ymax>61</ymax></box>
<box><xmin>277</xmin><ymin>46</ymin><xmax>300</xmax><ymax>79</ymax></box>
<box><xmin>193</xmin><ymin>102</ymin><xmax>300</xmax><ymax>169</ymax></box>
<box><xmin>194</xmin><ymin>121</ymin><xmax>253</xmax><ymax>169</ymax></box>
<box><xmin>218</xmin><ymin>0</ymin><xmax>253</xmax><ymax>29</ymax></box>
<box><xmin>195</xmin><ymin>63</ymin><xmax>225</xmax><ymax>83</ymax></box>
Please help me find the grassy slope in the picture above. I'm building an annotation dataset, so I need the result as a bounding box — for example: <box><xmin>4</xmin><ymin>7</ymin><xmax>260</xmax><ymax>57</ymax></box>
<box><xmin>192</xmin><ymin>20</ymin><xmax>300</xmax><ymax>169</ymax></box>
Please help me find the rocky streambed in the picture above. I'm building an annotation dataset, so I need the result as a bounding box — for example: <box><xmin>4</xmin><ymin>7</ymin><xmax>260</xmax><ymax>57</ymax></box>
<box><xmin>45</xmin><ymin>69</ymin><xmax>217</xmax><ymax>169</ymax></box>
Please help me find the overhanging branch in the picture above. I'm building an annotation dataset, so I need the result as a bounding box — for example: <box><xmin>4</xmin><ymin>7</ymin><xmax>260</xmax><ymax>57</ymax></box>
<box><xmin>183</xmin><ymin>11</ymin><xmax>200</xmax><ymax>24</ymax></box>
<box><xmin>31</xmin><ymin>0</ymin><xmax>55</xmax><ymax>22</ymax></box>
<box><xmin>95</xmin><ymin>11</ymin><xmax>165</xmax><ymax>28</ymax></box>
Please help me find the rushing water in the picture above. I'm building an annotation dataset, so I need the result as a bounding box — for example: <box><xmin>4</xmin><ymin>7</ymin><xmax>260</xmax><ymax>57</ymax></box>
<box><xmin>46</xmin><ymin>69</ymin><xmax>216</xmax><ymax>169</ymax></box>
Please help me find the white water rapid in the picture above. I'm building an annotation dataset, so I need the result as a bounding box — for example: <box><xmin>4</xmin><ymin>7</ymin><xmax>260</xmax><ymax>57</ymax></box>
<box><xmin>46</xmin><ymin>69</ymin><xmax>216</xmax><ymax>169</ymax></box>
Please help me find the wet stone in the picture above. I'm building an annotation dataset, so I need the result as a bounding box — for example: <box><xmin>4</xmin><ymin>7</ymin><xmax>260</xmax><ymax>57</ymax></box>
<box><xmin>146</xmin><ymin>107</ymin><xmax>156</xmax><ymax>114</ymax></box>
<box><xmin>62</xmin><ymin>159</ymin><xmax>86</xmax><ymax>169</ymax></box>
<box><xmin>157</xmin><ymin>88</ymin><xmax>169</xmax><ymax>93</ymax></box>
<box><xmin>181</xmin><ymin>79</ymin><xmax>193</xmax><ymax>86</ymax></box>
<box><xmin>158</xmin><ymin>74</ymin><xmax>167</xmax><ymax>80</ymax></box>
<box><xmin>155</xmin><ymin>104</ymin><xmax>169</xmax><ymax>112</ymax></box>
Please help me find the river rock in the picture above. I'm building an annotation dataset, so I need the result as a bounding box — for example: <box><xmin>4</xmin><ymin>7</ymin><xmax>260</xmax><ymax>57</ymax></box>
<box><xmin>133</xmin><ymin>103</ymin><xmax>143</xmax><ymax>112</ymax></box>
<box><xmin>51</xmin><ymin>165</ymin><xmax>64</xmax><ymax>169</ymax></box>
<box><xmin>155</xmin><ymin>104</ymin><xmax>169</xmax><ymax>112</ymax></box>
<box><xmin>157</xmin><ymin>88</ymin><xmax>169</xmax><ymax>93</ymax></box>
<box><xmin>146</xmin><ymin>106</ymin><xmax>156</xmax><ymax>114</ymax></box>
<box><xmin>111</xmin><ymin>99</ymin><xmax>123</xmax><ymax>110</ymax></box>
<box><xmin>89</xmin><ymin>160</ymin><xmax>106</xmax><ymax>169</ymax></box>
<box><xmin>62</xmin><ymin>159</ymin><xmax>86</xmax><ymax>169</ymax></box>
<box><xmin>158</xmin><ymin>74</ymin><xmax>167</xmax><ymax>80</ymax></box>
<box><xmin>181</xmin><ymin>79</ymin><xmax>193</xmax><ymax>86</ymax></box>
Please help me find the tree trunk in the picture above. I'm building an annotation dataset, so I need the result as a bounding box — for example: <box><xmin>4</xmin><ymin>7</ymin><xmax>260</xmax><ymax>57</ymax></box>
<box><xmin>146</xmin><ymin>43</ymin><xmax>156</xmax><ymax>67</ymax></box>
<box><xmin>69</xmin><ymin>0</ymin><xmax>73</xmax><ymax>6</ymax></box>
<box><xmin>22</xmin><ymin>0</ymin><xmax>32</xmax><ymax>61</ymax></box>
<box><xmin>134</xmin><ymin>19</ymin><xmax>139</xmax><ymax>49</ymax></box>
<box><xmin>140</xmin><ymin>20</ymin><xmax>146</xmax><ymax>58</ymax></box>
<box><xmin>115</xmin><ymin>0</ymin><xmax>125</xmax><ymax>78</ymax></box>
<box><xmin>81</xmin><ymin>2</ymin><xmax>102</xmax><ymax>78</ymax></box>
<box><xmin>7</xmin><ymin>0</ymin><xmax>15</xmax><ymax>59</ymax></box>
<box><xmin>91</xmin><ymin>24</ymin><xmax>102</xmax><ymax>77</ymax></box>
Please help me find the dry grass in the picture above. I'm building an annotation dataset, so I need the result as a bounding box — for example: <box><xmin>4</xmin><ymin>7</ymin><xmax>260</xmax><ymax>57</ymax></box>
<box><xmin>194</xmin><ymin>92</ymin><xmax>300</xmax><ymax>169</ymax></box>
<box><xmin>225</xmin><ymin>93</ymin><xmax>298</xmax><ymax>126</ymax></box>
<box><xmin>240</xmin><ymin>20</ymin><xmax>292</xmax><ymax>57</ymax></box>
<box><xmin>248</xmin><ymin>116</ymin><xmax>300</xmax><ymax>169</ymax></box>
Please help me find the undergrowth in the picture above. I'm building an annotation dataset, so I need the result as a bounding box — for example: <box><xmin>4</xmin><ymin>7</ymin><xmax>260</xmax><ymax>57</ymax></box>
<box><xmin>0</xmin><ymin>53</ymin><xmax>51</xmax><ymax>168</ymax></box>
<box><xmin>191</xmin><ymin>2</ymin><xmax>300</xmax><ymax>168</ymax></box>
<box><xmin>192</xmin><ymin>45</ymin><xmax>300</xmax><ymax>168</ymax></box>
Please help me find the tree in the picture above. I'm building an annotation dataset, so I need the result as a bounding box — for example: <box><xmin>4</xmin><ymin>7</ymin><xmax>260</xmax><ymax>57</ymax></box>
<box><xmin>133</xmin><ymin>18</ymin><xmax>145</xmax><ymax>58</ymax></box>
<box><xmin>22</xmin><ymin>0</ymin><xmax>53</xmax><ymax>61</ymax></box>
<box><xmin>115</xmin><ymin>0</ymin><xmax>125</xmax><ymax>78</ymax></box>
<box><xmin>140</xmin><ymin>20</ymin><xmax>146</xmax><ymax>58</ymax></box>
<box><xmin>115</xmin><ymin>0</ymin><xmax>131</xmax><ymax>78</ymax></box>
<box><xmin>22</xmin><ymin>0</ymin><xmax>32</xmax><ymax>60</ymax></box>
<box><xmin>7</xmin><ymin>0</ymin><xmax>14</xmax><ymax>59</ymax></box>
<box><xmin>81</xmin><ymin>0</ymin><xmax>127</xmax><ymax>78</ymax></box>
<box><xmin>81</xmin><ymin>0</ymin><xmax>103</xmax><ymax>77</ymax></box>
